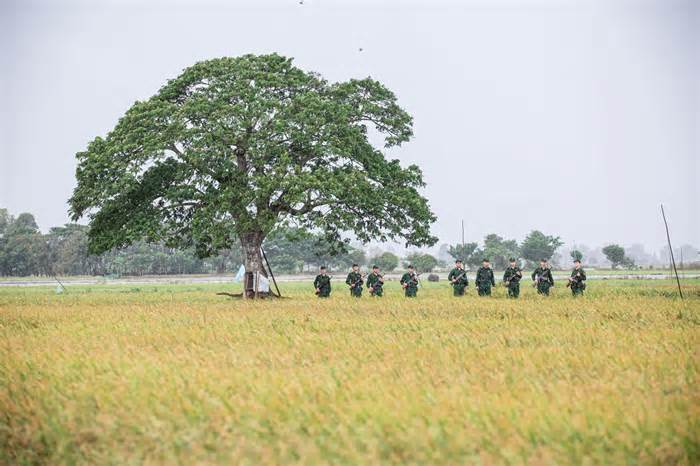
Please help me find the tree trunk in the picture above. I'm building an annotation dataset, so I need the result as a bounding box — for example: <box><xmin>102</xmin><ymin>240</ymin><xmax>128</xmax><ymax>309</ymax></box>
<box><xmin>240</xmin><ymin>231</ymin><xmax>266</xmax><ymax>276</ymax></box>
<box><xmin>240</xmin><ymin>230</ymin><xmax>267</xmax><ymax>299</ymax></box>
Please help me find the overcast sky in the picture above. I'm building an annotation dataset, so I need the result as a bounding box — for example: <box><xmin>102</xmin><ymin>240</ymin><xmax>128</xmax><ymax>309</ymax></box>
<box><xmin>1</xmin><ymin>0</ymin><xmax>698</xmax><ymax>252</ymax></box>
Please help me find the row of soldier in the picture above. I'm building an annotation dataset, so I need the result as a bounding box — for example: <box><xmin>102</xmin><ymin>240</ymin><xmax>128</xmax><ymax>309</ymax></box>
<box><xmin>313</xmin><ymin>258</ymin><xmax>587</xmax><ymax>298</ymax></box>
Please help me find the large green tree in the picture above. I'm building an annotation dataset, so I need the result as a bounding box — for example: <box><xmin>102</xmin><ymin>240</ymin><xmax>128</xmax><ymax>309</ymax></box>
<box><xmin>520</xmin><ymin>230</ymin><xmax>563</xmax><ymax>266</ymax></box>
<box><xmin>69</xmin><ymin>54</ymin><xmax>436</xmax><ymax>280</ymax></box>
<box><xmin>482</xmin><ymin>233</ymin><xmax>519</xmax><ymax>270</ymax></box>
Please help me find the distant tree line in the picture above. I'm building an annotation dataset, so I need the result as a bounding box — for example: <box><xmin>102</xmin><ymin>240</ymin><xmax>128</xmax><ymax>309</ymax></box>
<box><xmin>446</xmin><ymin>231</ymin><xmax>563</xmax><ymax>269</ymax></box>
<box><xmin>0</xmin><ymin>209</ymin><xmax>392</xmax><ymax>277</ymax></box>
<box><xmin>2</xmin><ymin>207</ymin><xmax>695</xmax><ymax>276</ymax></box>
<box><xmin>0</xmin><ymin>209</ymin><xmax>241</xmax><ymax>277</ymax></box>
<box><xmin>263</xmin><ymin>227</ymin><xmax>368</xmax><ymax>273</ymax></box>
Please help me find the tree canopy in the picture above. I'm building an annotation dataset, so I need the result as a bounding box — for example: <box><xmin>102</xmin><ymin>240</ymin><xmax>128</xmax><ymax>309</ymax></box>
<box><xmin>447</xmin><ymin>242</ymin><xmax>479</xmax><ymax>267</ymax></box>
<box><xmin>263</xmin><ymin>226</ymin><xmax>366</xmax><ymax>273</ymax></box>
<box><xmin>570</xmin><ymin>249</ymin><xmax>583</xmax><ymax>262</ymax></box>
<box><xmin>0</xmin><ymin>212</ymin><xmax>47</xmax><ymax>277</ymax></box>
<box><xmin>404</xmin><ymin>252</ymin><xmax>438</xmax><ymax>273</ymax></box>
<box><xmin>69</xmin><ymin>54</ymin><xmax>436</xmax><ymax>276</ymax></box>
<box><xmin>602</xmin><ymin>244</ymin><xmax>627</xmax><ymax>269</ymax></box>
<box><xmin>520</xmin><ymin>230</ymin><xmax>563</xmax><ymax>265</ymax></box>
<box><xmin>447</xmin><ymin>235</ymin><xmax>519</xmax><ymax>269</ymax></box>
<box><xmin>481</xmin><ymin>233</ymin><xmax>520</xmax><ymax>269</ymax></box>
<box><xmin>370</xmin><ymin>251</ymin><xmax>399</xmax><ymax>271</ymax></box>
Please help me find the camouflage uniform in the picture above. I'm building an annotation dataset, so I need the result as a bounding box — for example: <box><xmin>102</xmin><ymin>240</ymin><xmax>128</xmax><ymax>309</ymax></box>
<box><xmin>531</xmin><ymin>267</ymin><xmax>554</xmax><ymax>295</ymax></box>
<box><xmin>569</xmin><ymin>268</ymin><xmax>587</xmax><ymax>296</ymax></box>
<box><xmin>400</xmin><ymin>272</ymin><xmax>419</xmax><ymax>297</ymax></box>
<box><xmin>475</xmin><ymin>266</ymin><xmax>496</xmax><ymax>296</ymax></box>
<box><xmin>366</xmin><ymin>272</ymin><xmax>384</xmax><ymax>297</ymax></box>
<box><xmin>447</xmin><ymin>267</ymin><xmax>469</xmax><ymax>296</ymax></box>
<box><xmin>503</xmin><ymin>266</ymin><xmax>522</xmax><ymax>298</ymax></box>
<box><xmin>313</xmin><ymin>274</ymin><xmax>331</xmax><ymax>298</ymax></box>
<box><xmin>346</xmin><ymin>271</ymin><xmax>364</xmax><ymax>297</ymax></box>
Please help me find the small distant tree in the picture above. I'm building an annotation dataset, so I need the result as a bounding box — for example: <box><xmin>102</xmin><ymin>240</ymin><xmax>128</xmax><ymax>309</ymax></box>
<box><xmin>447</xmin><ymin>242</ymin><xmax>478</xmax><ymax>267</ymax></box>
<box><xmin>346</xmin><ymin>248</ymin><xmax>367</xmax><ymax>268</ymax></box>
<box><xmin>264</xmin><ymin>227</ymin><xmax>315</xmax><ymax>273</ymax></box>
<box><xmin>404</xmin><ymin>252</ymin><xmax>438</xmax><ymax>273</ymax></box>
<box><xmin>621</xmin><ymin>255</ymin><xmax>636</xmax><ymax>270</ymax></box>
<box><xmin>602</xmin><ymin>244</ymin><xmax>626</xmax><ymax>269</ymax></box>
<box><xmin>370</xmin><ymin>252</ymin><xmax>399</xmax><ymax>271</ymax></box>
<box><xmin>570</xmin><ymin>249</ymin><xmax>583</xmax><ymax>262</ymax></box>
<box><xmin>46</xmin><ymin>224</ymin><xmax>92</xmax><ymax>275</ymax></box>
<box><xmin>520</xmin><ymin>230</ymin><xmax>563</xmax><ymax>266</ymax></box>
<box><xmin>315</xmin><ymin>245</ymin><xmax>367</xmax><ymax>271</ymax></box>
<box><xmin>482</xmin><ymin>233</ymin><xmax>519</xmax><ymax>269</ymax></box>
<box><xmin>0</xmin><ymin>213</ymin><xmax>48</xmax><ymax>276</ymax></box>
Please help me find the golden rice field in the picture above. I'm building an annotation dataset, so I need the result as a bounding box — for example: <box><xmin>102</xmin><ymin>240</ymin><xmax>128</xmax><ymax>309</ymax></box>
<box><xmin>1</xmin><ymin>279</ymin><xmax>699</xmax><ymax>465</ymax></box>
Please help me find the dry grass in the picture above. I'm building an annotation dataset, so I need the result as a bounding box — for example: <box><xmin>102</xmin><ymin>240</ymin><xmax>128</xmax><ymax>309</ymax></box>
<box><xmin>1</xmin><ymin>280</ymin><xmax>699</xmax><ymax>465</ymax></box>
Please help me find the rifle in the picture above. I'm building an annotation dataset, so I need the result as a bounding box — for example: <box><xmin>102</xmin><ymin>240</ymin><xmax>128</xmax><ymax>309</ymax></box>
<box><xmin>411</xmin><ymin>272</ymin><xmax>420</xmax><ymax>287</ymax></box>
<box><xmin>349</xmin><ymin>273</ymin><xmax>365</xmax><ymax>290</ymax></box>
<box><xmin>368</xmin><ymin>273</ymin><xmax>384</xmax><ymax>293</ymax></box>
<box><xmin>504</xmin><ymin>268</ymin><xmax>522</xmax><ymax>286</ymax></box>
<box><xmin>402</xmin><ymin>272</ymin><xmax>420</xmax><ymax>288</ymax></box>
<box><xmin>533</xmin><ymin>268</ymin><xmax>553</xmax><ymax>287</ymax></box>
<box><xmin>476</xmin><ymin>267</ymin><xmax>495</xmax><ymax>287</ymax></box>
<box><xmin>315</xmin><ymin>275</ymin><xmax>332</xmax><ymax>295</ymax></box>
<box><xmin>567</xmin><ymin>271</ymin><xmax>583</xmax><ymax>288</ymax></box>
<box><xmin>450</xmin><ymin>269</ymin><xmax>467</xmax><ymax>285</ymax></box>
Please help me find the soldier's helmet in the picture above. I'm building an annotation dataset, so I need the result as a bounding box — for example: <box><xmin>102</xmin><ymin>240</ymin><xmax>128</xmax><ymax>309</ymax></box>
<box><xmin>509</xmin><ymin>258</ymin><xmax>516</xmax><ymax>262</ymax></box>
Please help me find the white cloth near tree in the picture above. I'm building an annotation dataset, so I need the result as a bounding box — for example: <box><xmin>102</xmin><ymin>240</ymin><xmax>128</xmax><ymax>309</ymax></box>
<box><xmin>254</xmin><ymin>274</ymin><xmax>270</xmax><ymax>293</ymax></box>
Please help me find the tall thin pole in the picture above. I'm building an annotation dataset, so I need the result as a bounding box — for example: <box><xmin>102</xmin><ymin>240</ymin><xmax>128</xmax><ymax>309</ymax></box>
<box><xmin>461</xmin><ymin>220</ymin><xmax>465</xmax><ymax>248</ymax></box>
<box><xmin>660</xmin><ymin>204</ymin><xmax>683</xmax><ymax>299</ymax></box>
<box><xmin>261</xmin><ymin>247</ymin><xmax>282</xmax><ymax>298</ymax></box>
<box><xmin>52</xmin><ymin>274</ymin><xmax>67</xmax><ymax>293</ymax></box>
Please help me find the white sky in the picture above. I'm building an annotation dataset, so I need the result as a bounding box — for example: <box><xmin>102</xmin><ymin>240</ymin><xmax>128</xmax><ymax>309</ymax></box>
<box><xmin>1</xmin><ymin>0</ymin><xmax>698</xmax><ymax>251</ymax></box>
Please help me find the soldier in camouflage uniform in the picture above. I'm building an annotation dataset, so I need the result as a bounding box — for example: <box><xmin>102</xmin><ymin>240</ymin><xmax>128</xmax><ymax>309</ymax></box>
<box><xmin>531</xmin><ymin>259</ymin><xmax>554</xmax><ymax>296</ymax></box>
<box><xmin>447</xmin><ymin>259</ymin><xmax>469</xmax><ymax>296</ymax></box>
<box><xmin>366</xmin><ymin>265</ymin><xmax>385</xmax><ymax>297</ymax></box>
<box><xmin>568</xmin><ymin>259</ymin><xmax>587</xmax><ymax>296</ymax></box>
<box><xmin>475</xmin><ymin>259</ymin><xmax>496</xmax><ymax>296</ymax></box>
<box><xmin>345</xmin><ymin>264</ymin><xmax>364</xmax><ymax>297</ymax></box>
<box><xmin>313</xmin><ymin>266</ymin><xmax>332</xmax><ymax>298</ymax></box>
<box><xmin>502</xmin><ymin>258</ymin><xmax>523</xmax><ymax>298</ymax></box>
<box><xmin>400</xmin><ymin>265</ymin><xmax>419</xmax><ymax>297</ymax></box>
